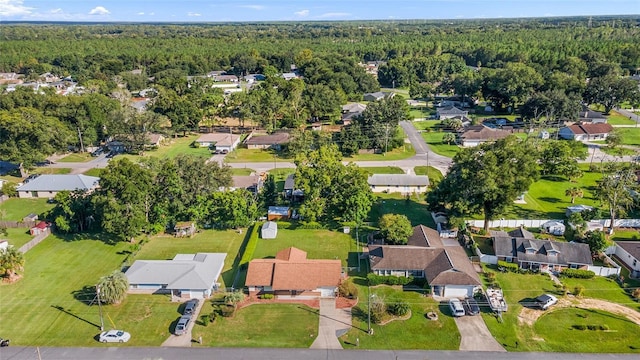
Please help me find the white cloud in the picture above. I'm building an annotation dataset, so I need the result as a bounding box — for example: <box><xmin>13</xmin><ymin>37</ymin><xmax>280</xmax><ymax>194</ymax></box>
<box><xmin>137</xmin><ymin>12</ymin><xmax>145</xmax><ymax>15</ymax></box>
<box><xmin>294</xmin><ymin>9</ymin><xmax>309</xmax><ymax>17</ymax></box>
<box><xmin>317</xmin><ymin>12</ymin><xmax>350</xmax><ymax>19</ymax></box>
<box><xmin>187</xmin><ymin>12</ymin><xmax>201</xmax><ymax>17</ymax></box>
<box><xmin>50</xmin><ymin>8</ymin><xmax>63</xmax><ymax>14</ymax></box>
<box><xmin>0</xmin><ymin>0</ymin><xmax>33</xmax><ymax>16</ymax></box>
<box><xmin>239</xmin><ymin>5</ymin><xmax>265</xmax><ymax>10</ymax></box>
<box><xmin>149</xmin><ymin>12</ymin><xmax>155</xmax><ymax>16</ymax></box>
<box><xmin>88</xmin><ymin>6</ymin><xmax>110</xmax><ymax>15</ymax></box>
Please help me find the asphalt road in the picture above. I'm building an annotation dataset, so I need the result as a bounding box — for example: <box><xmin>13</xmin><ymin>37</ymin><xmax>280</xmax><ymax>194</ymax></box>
<box><xmin>2</xmin><ymin>347</ymin><xmax>639</xmax><ymax>360</ymax></box>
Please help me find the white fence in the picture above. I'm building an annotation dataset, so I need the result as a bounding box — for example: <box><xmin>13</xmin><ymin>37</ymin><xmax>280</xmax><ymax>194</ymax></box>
<box><xmin>474</xmin><ymin>247</ymin><xmax>498</xmax><ymax>265</ymax></box>
<box><xmin>467</xmin><ymin>218</ymin><xmax>640</xmax><ymax>230</ymax></box>
<box><xmin>587</xmin><ymin>265</ymin><xmax>620</xmax><ymax>277</ymax></box>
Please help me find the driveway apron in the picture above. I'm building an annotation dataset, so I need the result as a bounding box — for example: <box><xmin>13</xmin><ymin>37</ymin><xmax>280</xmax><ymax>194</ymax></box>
<box><xmin>455</xmin><ymin>315</ymin><xmax>506</xmax><ymax>352</ymax></box>
<box><xmin>310</xmin><ymin>298</ymin><xmax>352</xmax><ymax>350</ymax></box>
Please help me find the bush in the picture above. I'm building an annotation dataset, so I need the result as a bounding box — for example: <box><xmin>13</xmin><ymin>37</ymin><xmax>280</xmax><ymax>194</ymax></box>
<box><xmin>219</xmin><ymin>305</ymin><xmax>235</xmax><ymax>317</ymax></box>
<box><xmin>485</xmin><ymin>272</ymin><xmax>496</xmax><ymax>281</ymax></box>
<box><xmin>574</xmin><ymin>285</ymin><xmax>585</xmax><ymax>297</ymax></box>
<box><xmin>338</xmin><ymin>280</ymin><xmax>358</xmax><ymax>298</ymax></box>
<box><xmin>370</xmin><ymin>297</ymin><xmax>387</xmax><ymax>324</ymax></box>
<box><xmin>388</xmin><ymin>301</ymin><xmax>410</xmax><ymax>316</ymax></box>
<box><xmin>239</xmin><ymin>224</ymin><xmax>260</xmax><ymax>266</ymax></box>
<box><xmin>560</xmin><ymin>268</ymin><xmax>596</xmax><ymax>279</ymax></box>
<box><xmin>299</xmin><ymin>221</ymin><xmax>324</xmax><ymax>229</ymax></box>
<box><xmin>259</xmin><ymin>293</ymin><xmax>275</xmax><ymax>300</ymax></box>
<box><xmin>367</xmin><ymin>273</ymin><xmax>412</xmax><ymax>286</ymax></box>
<box><xmin>632</xmin><ymin>288</ymin><xmax>640</xmax><ymax>300</ymax></box>
<box><xmin>497</xmin><ymin>261</ymin><xmax>519</xmax><ymax>273</ymax></box>
<box><xmin>201</xmin><ymin>314</ymin><xmax>210</xmax><ymax>326</ymax></box>
<box><xmin>572</xmin><ymin>324</ymin><xmax>586</xmax><ymax>330</ymax></box>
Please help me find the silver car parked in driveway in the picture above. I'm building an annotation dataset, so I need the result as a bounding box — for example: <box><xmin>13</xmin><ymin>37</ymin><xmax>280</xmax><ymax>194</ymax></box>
<box><xmin>174</xmin><ymin>314</ymin><xmax>192</xmax><ymax>336</ymax></box>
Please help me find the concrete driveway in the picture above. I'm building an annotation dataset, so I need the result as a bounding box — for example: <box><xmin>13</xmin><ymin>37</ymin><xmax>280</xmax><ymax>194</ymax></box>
<box><xmin>310</xmin><ymin>298</ymin><xmax>352</xmax><ymax>350</ymax></box>
<box><xmin>162</xmin><ymin>299</ymin><xmax>205</xmax><ymax>347</ymax></box>
<box><xmin>455</xmin><ymin>315</ymin><xmax>505</xmax><ymax>352</ymax></box>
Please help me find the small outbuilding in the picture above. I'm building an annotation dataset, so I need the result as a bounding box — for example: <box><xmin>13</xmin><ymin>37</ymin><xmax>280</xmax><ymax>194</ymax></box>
<box><xmin>30</xmin><ymin>221</ymin><xmax>51</xmax><ymax>236</ymax></box>
<box><xmin>174</xmin><ymin>221</ymin><xmax>196</xmax><ymax>238</ymax></box>
<box><xmin>541</xmin><ymin>220</ymin><xmax>566</xmax><ymax>236</ymax></box>
<box><xmin>261</xmin><ymin>221</ymin><xmax>278</xmax><ymax>239</ymax></box>
<box><xmin>268</xmin><ymin>206</ymin><xmax>291</xmax><ymax>221</ymax></box>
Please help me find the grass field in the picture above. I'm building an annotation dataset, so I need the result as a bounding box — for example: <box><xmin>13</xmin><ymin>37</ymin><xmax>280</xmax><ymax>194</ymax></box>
<box><xmin>599</xmin><ymin>146</ymin><xmax>636</xmax><ymax>156</ymax></box>
<box><xmin>31</xmin><ymin>167</ymin><xmax>72</xmax><ymax>175</ymax></box>
<box><xmin>361</xmin><ymin>167</ymin><xmax>405</xmax><ymax>174</ymax></box>
<box><xmin>616</xmin><ymin>128</ymin><xmax>640</xmax><ymax>146</ymax></box>
<box><xmin>421</xmin><ymin>131</ymin><xmax>460</xmax><ymax>158</ymax></box>
<box><xmin>230</xmin><ymin>168</ymin><xmax>255</xmax><ymax>176</ymax></box>
<box><xmin>0</xmin><ymin>234</ymin><xmax>179</xmax><ymax>346</ymax></box>
<box><xmin>340</xmin><ymin>283</ymin><xmax>460</xmax><ymax>350</ymax></box>
<box><xmin>368</xmin><ymin>193</ymin><xmax>435</xmax><ymax>228</ymax></box>
<box><xmin>412</xmin><ymin>120</ymin><xmax>440</xmax><ymax>131</ymax></box>
<box><xmin>133</xmin><ymin>230</ymin><xmax>247</xmax><ymax>288</ymax></box>
<box><xmin>607</xmin><ymin>111</ymin><xmax>637</xmax><ymax>126</ymax></box>
<box><xmin>560</xmin><ymin>276</ymin><xmax>640</xmax><ymax>311</ymax></box>
<box><xmin>225</xmin><ymin>148</ymin><xmax>292</xmax><ymax>163</ymax></box>
<box><xmin>2</xmin><ymin>228</ymin><xmax>34</xmax><ymax>249</ymax></box>
<box><xmin>82</xmin><ymin>168</ymin><xmax>103</xmax><ymax>177</ymax></box>
<box><xmin>0</xmin><ymin>198</ymin><xmax>55</xmax><ymax>220</ymax></box>
<box><xmin>121</xmin><ymin>135</ymin><xmax>212</xmax><ymax>162</ymax></box>
<box><xmin>192</xmin><ymin>303</ymin><xmax>318</xmax><ymax>348</ymax></box>
<box><xmin>343</xmin><ymin>144</ymin><xmax>416</xmax><ymax>161</ymax></box>
<box><xmin>414</xmin><ymin>166</ymin><xmax>444</xmax><ymax>184</ymax></box>
<box><xmin>533</xmin><ymin>308</ymin><xmax>640</xmax><ymax>353</ymax></box>
<box><xmin>58</xmin><ymin>153</ymin><xmax>93</xmax><ymax>163</ymax></box>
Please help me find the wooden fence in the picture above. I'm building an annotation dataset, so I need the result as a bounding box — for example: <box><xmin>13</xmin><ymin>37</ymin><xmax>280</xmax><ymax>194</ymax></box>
<box><xmin>0</xmin><ymin>220</ymin><xmax>35</xmax><ymax>229</ymax></box>
<box><xmin>18</xmin><ymin>228</ymin><xmax>50</xmax><ymax>253</ymax></box>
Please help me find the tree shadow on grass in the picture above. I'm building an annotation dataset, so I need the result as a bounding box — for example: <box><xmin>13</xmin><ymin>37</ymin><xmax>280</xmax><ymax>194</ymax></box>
<box><xmin>72</xmin><ymin>285</ymin><xmax>97</xmax><ymax>306</ymax></box>
<box><xmin>539</xmin><ymin>197</ymin><xmax>562</xmax><ymax>204</ymax></box>
<box><xmin>51</xmin><ymin>304</ymin><xmax>101</xmax><ymax>329</ymax></box>
<box><xmin>57</xmin><ymin>231</ymin><xmax>120</xmax><ymax>245</ymax></box>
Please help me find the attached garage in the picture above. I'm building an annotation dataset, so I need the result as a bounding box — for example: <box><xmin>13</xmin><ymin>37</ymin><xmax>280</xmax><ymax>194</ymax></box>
<box><xmin>442</xmin><ymin>285</ymin><xmax>473</xmax><ymax>299</ymax></box>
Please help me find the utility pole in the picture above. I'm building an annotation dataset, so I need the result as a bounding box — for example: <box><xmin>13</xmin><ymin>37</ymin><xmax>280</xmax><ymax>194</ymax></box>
<box><xmin>367</xmin><ymin>286</ymin><xmax>371</xmax><ymax>334</ymax></box>
<box><xmin>77</xmin><ymin>127</ymin><xmax>85</xmax><ymax>153</ymax></box>
<box><xmin>96</xmin><ymin>285</ymin><xmax>104</xmax><ymax>331</ymax></box>
<box><xmin>384</xmin><ymin>123</ymin><xmax>390</xmax><ymax>156</ymax></box>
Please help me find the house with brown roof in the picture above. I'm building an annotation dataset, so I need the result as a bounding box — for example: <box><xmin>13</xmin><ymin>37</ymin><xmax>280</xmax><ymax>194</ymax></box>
<box><xmin>558</xmin><ymin>123</ymin><xmax>613</xmax><ymax>142</ymax></box>
<box><xmin>367</xmin><ymin>225</ymin><xmax>482</xmax><ymax>298</ymax></box>
<box><xmin>245</xmin><ymin>247</ymin><xmax>343</xmax><ymax>298</ymax></box>
<box><xmin>458</xmin><ymin>125</ymin><xmax>512</xmax><ymax>147</ymax></box>
<box><xmin>613</xmin><ymin>241</ymin><xmax>640</xmax><ymax>278</ymax></box>
<box><xmin>194</xmin><ymin>133</ymin><xmax>241</xmax><ymax>152</ymax></box>
<box><xmin>230</xmin><ymin>175</ymin><xmax>264</xmax><ymax>194</ymax></box>
<box><xmin>245</xmin><ymin>132</ymin><xmax>290</xmax><ymax>150</ymax></box>
<box><xmin>492</xmin><ymin>228</ymin><xmax>592</xmax><ymax>272</ymax></box>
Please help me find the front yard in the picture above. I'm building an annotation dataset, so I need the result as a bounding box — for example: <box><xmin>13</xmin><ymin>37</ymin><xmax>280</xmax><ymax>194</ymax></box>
<box><xmin>421</xmin><ymin>131</ymin><xmax>460</xmax><ymax>158</ymax></box>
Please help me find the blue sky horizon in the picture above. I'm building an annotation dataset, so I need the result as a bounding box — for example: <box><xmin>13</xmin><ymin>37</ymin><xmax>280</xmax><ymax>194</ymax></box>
<box><xmin>0</xmin><ymin>1</ymin><xmax>638</xmax><ymax>22</ymax></box>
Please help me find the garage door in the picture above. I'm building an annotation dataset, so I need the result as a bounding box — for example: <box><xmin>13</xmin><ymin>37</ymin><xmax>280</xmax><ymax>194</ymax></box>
<box><xmin>443</xmin><ymin>285</ymin><xmax>470</xmax><ymax>298</ymax></box>
<box><xmin>320</xmin><ymin>288</ymin><xmax>336</xmax><ymax>297</ymax></box>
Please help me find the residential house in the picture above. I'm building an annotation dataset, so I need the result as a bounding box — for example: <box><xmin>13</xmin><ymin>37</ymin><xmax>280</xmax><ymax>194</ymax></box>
<box><xmin>231</xmin><ymin>175</ymin><xmax>264</xmax><ymax>194</ymax></box>
<box><xmin>368</xmin><ymin>174</ymin><xmax>429</xmax><ymax>194</ymax></box>
<box><xmin>17</xmin><ymin>174</ymin><xmax>100</xmax><ymax>199</ymax></box>
<box><xmin>245</xmin><ymin>247</ymin><xmax>342</xmax><ymax>298</ymax></box>
<box><xmin>341</xmin><ymin>103</ymin><xmax>367</xmax><ymax>124</ymax></box>
<box><xmin>367</xmin><ymin>225</ymin><xmax>482</xmax><ymax>298</ymax></box>
<box><xmin>283</xmin><ymin>174</ymin><xmax>304</xmax><ymax>201</ymax></box>
<box><xmin>363</xmin><ymin>92</ymin><xmax>393</xmax><ymax>102</ymax></box>
<box><xmin>30</xmin><ymin>221</ymin><xmax>51</xmax><ymax>236</ymax></box>
<box><xmin>194</xmin><ymin>133</ymin><xmax>241</xmax><ymax>152</ymax></box>
<box><xmin>261</xmin><ymin>221</ymin><xmax>278</xmax><ymax>239</ymax></box>
<box><xmin>206</xmin><ymin>70</ymin><xmax>225</xmax><ymax>78</ymax></box>
<box><xmin>0</xmin><ymin>72</ymin><xmax>22</xmax><ymax>84</ymax></box>
<box><xmin>125</xmin><ymin>253</ymin><xmax>227</xmax><ymax>299</ymax></box>
<box><xmin>244</xmin><ymin>74</ymin><xmax>265</xmax><ymax>83</ymax></box>
<box><xmin>577</xmin><ymin>108</ymin><xmax>607</xmax><ymax>124</ymax></box>
<box><xmin>212</xmin><ymin>74</ymin><xmax>239</xmax><ymax>83</ymax></box>
<box><xmin>267</xmin><ymin>206</ymin><xmax>291</xmax><ymax>221</ymax></box>
<box><xmin>106</xmin><ymin>140</ymin><xmax>126</xmax><ymax>153</ymax></box>
<box><xmin>130</xmin><ymin>97</ymin><xmax>150</xmax><ymax>112</ymax></box>
<box><xmin>558</xmin><ymin>123</ymin><xmax>613</xmax><ymax>141</ymax></box>
<box><xmin>146</xmin><ymin>133</ymin><xmax>165</xmax><ymax>147</ymax></box>
<box><xmin>492</xmin><ymin>229</ymin><xmax>593</xmax><ymax>272</ymax></box>
<box><xmin>613</xmin><ymin>241</ymin><xmax>640</xmax><ymax>278</ymax></box>
<box><xmin>280</xmin><ymin>72</ymin><xmax>299</xmax><ymax>81</ymax></box>
<box><xmin>458</xmin><ymin>125</ymin><xmax>511</xmax><ymax>147</ymax></box>
<box><xmin>565</xmin><ymin>204</ymin><xmax>593</xmax><ymax>217</ymax></box>
<box><xmin>436</xmin><ymin>106</ymin><xmax>468</xmax><ymax>120</ymax></box>
<box><xmin>245</xmin><ymin>132</ymin><xmax>290</xmax><ymax>150</ymax></box>
<box><xmin>174</xmin><ymin>222</ymin><xmax>196</xmax><ymax>238</ymax></box>
<box><xmin>439</xmin><ymin>96</ymin><xmax>475</xmax><ymax>108</ymax></box>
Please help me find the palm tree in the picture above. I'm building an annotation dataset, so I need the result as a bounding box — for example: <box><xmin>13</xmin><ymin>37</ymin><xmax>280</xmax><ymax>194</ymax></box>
<box><xmin>0</xmin><ymin>247</ymin><xmax>25</xmax><ymax>282</ymax></box>
<box><xmin>442</xmin><ymin>132</ymin><xmax>457</xmax><ymax>145</ymax></box>
<box><xmin>565</xmin><ymin>187</ymin><xmax>584</xmax><ymax>204</ymax></box>
<box><xmin>97</xmin><ymin>270</ymin><xmax>129</xmax><ymax>305</ymax></box>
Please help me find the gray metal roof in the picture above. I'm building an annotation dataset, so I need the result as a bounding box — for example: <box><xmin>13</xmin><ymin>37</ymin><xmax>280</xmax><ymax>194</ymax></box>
<box><xmin>615</xmin><ymin>241</ymin><xmax>640</xmax><ymax>261</ymax></box>
<box><xmin>125</xmin><ymin>253</ymin><xmax>226</xmax><ymax>290</ymax></box>
<box><xmin>262</xmin><ymin>221</ymin><xmax>278</xmax><ymax>231</ymax></box>
<box><xmin>17</xmin><ymin>175</ymin><xmax>100</xmax><ymax>192</ymax></box>
<box><xmin>368</xmin><ymin>174</ymin><xmax>429</xmax><ymax>187</ymax></box>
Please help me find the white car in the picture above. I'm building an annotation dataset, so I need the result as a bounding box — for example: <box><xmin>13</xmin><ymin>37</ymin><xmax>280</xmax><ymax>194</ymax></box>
<box><xmin>99</xmin><ymin>330</ymin><xmax>131</xmax><ymax>343</ymax></box>
<box><xmin>535</xmin><ymin>294</ymin><xmax>558</xmax><ymax>310</ymax></box>
<box><xmin>448</xmin><ymin>298</ymin><xmax>465</xmax><ymax>317</ymax></box>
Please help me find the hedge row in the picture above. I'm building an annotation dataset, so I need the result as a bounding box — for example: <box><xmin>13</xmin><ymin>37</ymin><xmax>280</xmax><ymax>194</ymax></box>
<box><xmin>367</xmin><ymin>273</ymin><xmax>413</xmax><ymax>286</ymax></box>
<box><xmin>239</xmin><ymin>223</ymin><xmax>260</xmax><ymax>266</ymax></box>
<box><xmin>497</xmin><ymin>260</ymin><xmax>519</xmax><ymax>272</ymax></box>
<box><xmin>560</xmin><ymin>268</ymin><xmax>595</xmax><ymax>279</ymax></box>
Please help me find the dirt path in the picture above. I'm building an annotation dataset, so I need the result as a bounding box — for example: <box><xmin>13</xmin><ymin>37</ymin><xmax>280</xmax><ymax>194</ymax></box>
<box><xmin>518</xmin><ymin>296</ymin><xmax>640</xmax><ymax>326</ymax></box>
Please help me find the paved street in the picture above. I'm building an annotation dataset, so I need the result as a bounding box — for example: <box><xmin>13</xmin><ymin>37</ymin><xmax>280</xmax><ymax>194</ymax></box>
<box><xmin>2</xmin><ymin>347</ymin><xmax>639</xmax><ymax>360</ymax></box>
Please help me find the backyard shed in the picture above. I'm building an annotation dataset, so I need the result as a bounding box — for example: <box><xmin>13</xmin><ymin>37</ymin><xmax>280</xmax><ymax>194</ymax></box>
<box><xmin>261</xmin><ymin>221</ymin><xmax>278</xmax><ymax>239</ymax></box>
<box><xmin>174</xmin><ymin>221</ymin><xmax>196</xmax><ymax>238</ymax></box>
<box><xmin>268</xmin><ymin>206</ymin><xmax>291</xmax><ymax>221</ymax></box>
<box><xmin>541</xmin><ymin>221</ymin><xmax>566</xmax><ymax>236</ymax></box>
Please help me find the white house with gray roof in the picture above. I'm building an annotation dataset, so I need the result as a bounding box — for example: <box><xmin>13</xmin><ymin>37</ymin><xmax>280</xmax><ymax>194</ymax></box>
<box><xmin>368</xmin><ymin>174</ymin><xmax>429</xmax><ymax>194</ymax></box>
<box><xmin>125</xmin><ymin>253</ymin><xmax>226</xmax><ymax>299</ymax></box>
<box><xmin>17</xmin><ymin>174</ymin><xmax>100</xmax><ymax>199</ymax></box>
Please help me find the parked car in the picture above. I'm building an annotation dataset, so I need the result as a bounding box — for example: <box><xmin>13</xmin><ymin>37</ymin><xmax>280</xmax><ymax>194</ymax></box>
<box><xmin>174</xmin><ymin>314</ymin><xmax>191</xmax><ymax>336</ymax></box>
<box><xmin>535</xmin><ymin>294</ymin><xmax>558</xmax><ymax>310</ymax></box>
<box><xmin>463</xmin><ymin>298</ymin><xmax>480</xmax><ymax>316</ymax></box>
<box><xmin>0</xmin><ymin>338</ymin><xmax>10</xmax><ymax>347</ymax></box>
<box><xmin>91</xmin><ymin>148</ymin><xmax>104</xmax><ymax>157</ymax></box>
<box><xmin>183</xmin><ymin>299</ymin><xmax>199</xmax><ymax>315</ymax></box>
<box><xmin>99</xmin><ymin>330</ymin><xmax>131</xmax><ymax>343</ymax></box>
<box><xmin>448</xmin><ymin>298</ymin><xmax>465</xmax><ymax>317</ymax></box>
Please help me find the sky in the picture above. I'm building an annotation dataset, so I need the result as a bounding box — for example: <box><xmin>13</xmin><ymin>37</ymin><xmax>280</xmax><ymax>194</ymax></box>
<box><xmin>0</xmin><ymin>0</ymin><xmax>638</xmax><ymax>22</ymax></box>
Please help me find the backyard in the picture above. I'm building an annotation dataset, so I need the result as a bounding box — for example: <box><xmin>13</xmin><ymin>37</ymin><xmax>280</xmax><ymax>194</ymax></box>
<box><xmin>0</xmin><ymin>198</ymin><xmax>55</xmax><ymax>220</ymax></box>
<box><xmin>2</xmin><ymin>227</ymin><xmax>34</xmax><ymax>249</ymax></box>
<box><xmin>120</xmin><ymin>134</ymin><xmax>212</xmax><ymax>161</ymax></box>
<box><xmin>368</xmin><ymin>193</ymin><xmax>436</xmax><ymax>228</ymax></box>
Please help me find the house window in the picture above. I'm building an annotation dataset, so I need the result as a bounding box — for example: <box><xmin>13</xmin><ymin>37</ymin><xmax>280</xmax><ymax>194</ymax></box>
<box><xmin>634</xmin><ymin>259</ymin><xmax>637</xmax><ymax>266</ymax></box>
<box><xmin>569</xmin><ymin>264</ymin><xmax>579</xmax><ymax>269</ymax></box>
<box><xmin>526</xmin><ymin>249</ymin><xmax>534</xmax><ymax>254</ymax></box>
<box><xmin>505</xmin><ymin>256</ymin><xmax>513</xmax><ymax>262</ymax></box>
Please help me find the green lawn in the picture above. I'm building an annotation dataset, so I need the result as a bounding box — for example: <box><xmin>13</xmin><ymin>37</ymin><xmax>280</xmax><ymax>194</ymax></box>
<box><xmin>192</xmin><ymin>303</ymin><xmax>318</xmax><ymax>348</ymax></box>
<box><xmin>412</xmin><ymin>120</ymin><xmax>440</xmax><ymax>131</ymax></box>
<box><xmin>414</xmin><ymin>166</ymin><xmax>444</xmax><ymax>184</ymax></box>
<box><xmin>409</xmin><ymin>107</ymin><xmax>431</xmax><ymax>119</ymax></box>
<box><xmin>2</xmin><ymin>227</ymin><xmax>34</xmax><ymax>249</ymax></box>
<box><xmin>58</xmin><ymin>153</ymin><xmax>93</xmax><ymax>162</ymax></box>
<box><xmin>533</xmin><ymin>308</ymin><xmax>640</xmax><ymax>353</ymax></box>
<box><xmin>225</xmin><ymin>148</ymin><xmax>292</xmax><ymax>163</ymax></box>
<box><xmin>616</xmin><ymin>128</ymin><xmax>640</xmax><ymax>146</ymax></box>
<box><xmin>31</xmin><ymin>167</ymin><xmax>72</xmax><ymax>175</ymax></box>
<box><xmin>599</xmin><ymin>146</ymin><xmax>636</xmax><ymax>156</ymax></box>
<box><xmin>609</xmin><ymin>229</ymin><xmax>640</xmax><ymax>242</ymax></box>
<box><xmin>344</xmin><ymin>144</ymin><xmax>416</xmax><ymax>161</ymax></box>
<box><xmin>421</xmin><ymin>131</ymin><xmax>459</xmax><ymax>158</ymax></box>
<box><xmin>121</xmin><ymin>134</ymin><xmax>212</xmax><ymax>162</ymax></box>
<box><xmin>361</xmin><ymin>167</ymin><xmax>405</xmax><ymax>175</ymax></box>
<box><xmin>0</xmin><ymin>234</ymin><xmax>178</xmax><ymax>346</ymax></box>
<box><xmin>268</xmin><ymin>168</ymin><xmax>296</xmax><ymax>192</ymax></box>
<box><xmin>134</xmin><ymin>229</ymin><xmax>247</xmax><ymax>288</ymax></box>
<box><xmin>231</xmin><ymin>168</ymin><xmax>256</xmax><ymax>176</ymax></box>
<box><xmin>340</xmin><ymin>283</ymin><xmax>460</xmax><ymax>350</ymax></box>
<box><xmin>0</xmin><ymin>198</ymin><xmax>55</xmax><ymax>220</ymax></box>
<box><xmin>607</xmin><ymin>111</ymin><xmax>637</xmax><ymax>125</ymax></box>
<box><xmin>561</xmin><ymin>276</ymin><xmax>640</xmax><ymax>312</ymax></box>
<box><xmin>368</xmin><ymin>193</ymin><xmax>436</xmax><ymax>228</ymax></box>
<box><xmin>82</xmin><ymin>168</ymin><xmax>103</xmax><ymax>177</ymax></box>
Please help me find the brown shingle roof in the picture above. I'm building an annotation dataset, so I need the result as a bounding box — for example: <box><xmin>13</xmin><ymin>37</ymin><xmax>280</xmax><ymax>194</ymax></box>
<box><xmin>245</xmin><ymin>247</ymin><xmax>342</xmax><ymax>291</ymax></box>
<box><xmin>568</xmin><ymin>123</ymin><xmax>613</xmax><ymax>135</ymax></box>
<box><xmin>195</xmin><ymin>133</ymin><xmax>240</xmax><ymax>146</ymax></box>
<box><xmin>407</xmin><ymin>225</ymin><xmax>443</xmax><ymax>248</ymax></box>
<box><xmin>615</xmin><ymin>241</ymin><xmax>640</xmax><ymax>261</ymax></box>
<box><xmin>460</xmin><ymin>125</ymin><xmax>511</xmax><ymax>141</ymax></box>
<box><xmin>245</xmin><ymin>133</ymin><xmax>290</xmax><ymax>146</ymax></box>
